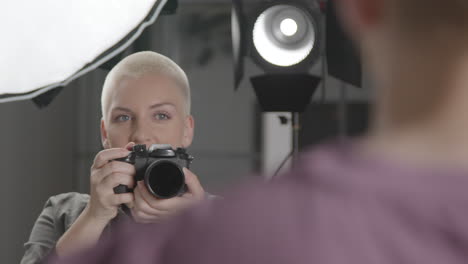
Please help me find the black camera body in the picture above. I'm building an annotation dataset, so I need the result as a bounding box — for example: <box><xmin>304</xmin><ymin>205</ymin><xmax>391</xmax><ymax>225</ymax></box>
<box><xmin>114</xmin><ymin>144</ymin><xmax>193</xmax><ymax>199</ymax></box>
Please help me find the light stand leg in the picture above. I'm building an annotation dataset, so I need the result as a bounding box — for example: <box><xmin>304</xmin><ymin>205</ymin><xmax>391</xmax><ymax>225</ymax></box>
<box><xmin>338</xmin><ymin>81</ymin><xmax>348</xmax><ymax>140</ymax></box>
<box><xmin>291</xmin><ymin>111</ymin><xmax>300</xmax><ymax>166</ymax></box>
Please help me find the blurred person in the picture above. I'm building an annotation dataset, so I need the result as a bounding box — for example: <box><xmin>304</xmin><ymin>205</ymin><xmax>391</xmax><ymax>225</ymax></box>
<box><xmin>51</xmin><ymin>0</ymin><xmax>468</xmax><ymax>263</ymax></box>
<box><xmin>21</xmin><ymin>51</ymin><xmax>210</xmax><ymax>264</ymax></box>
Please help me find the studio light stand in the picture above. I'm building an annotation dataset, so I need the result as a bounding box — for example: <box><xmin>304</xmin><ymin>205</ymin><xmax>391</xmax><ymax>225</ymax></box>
<box><xmin>232</xmin><ymin>0</ymin><xmax>362</xmax><ymax>177</ymax></box>
<box><xmin>232</xmin><ymin>0</ymin><xmax>325</xmax><ymax>175</ymax></box>
<box><xmin>251</xmin><ymin>73</ymin><xmax>322</xmax><ymax>165</ymax></box>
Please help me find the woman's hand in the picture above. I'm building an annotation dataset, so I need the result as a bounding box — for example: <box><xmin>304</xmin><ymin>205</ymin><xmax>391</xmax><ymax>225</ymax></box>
<box><xmin>87</xmin><ymin>145</ymin><xmax>135</xmax><ymax>222</ymax></box>
<box><xmin>131</xmin><ymin>168</ymin><xmax>205</xmax><ymax>223</ymax></box>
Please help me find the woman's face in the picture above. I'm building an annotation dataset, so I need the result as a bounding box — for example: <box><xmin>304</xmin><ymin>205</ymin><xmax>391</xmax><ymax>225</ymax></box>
<box><xmin>101</xmin><ymin>73</ymin><xmax>194</xmax><ymax>149</ymax></box>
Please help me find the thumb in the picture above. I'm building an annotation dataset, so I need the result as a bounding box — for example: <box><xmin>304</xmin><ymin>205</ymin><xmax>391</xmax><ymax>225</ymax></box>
<box><xmin>125</xmin><ymin>200</ymin><xmax>134</xmax><ymax>209</ymax></box>
<box><xmin>183</xmin><ymin>168</ymin><xmax>205</xmax><ymax>200</ymax></box>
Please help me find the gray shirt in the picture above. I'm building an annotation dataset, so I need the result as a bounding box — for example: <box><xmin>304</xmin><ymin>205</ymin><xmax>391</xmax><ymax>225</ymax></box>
<box><xmin>22</xmin><ymin>191</ymin><xmax>217</xmax><ymax>264</ymax></box>
<box><xmin>20</xmin><ymin>192</ymin><xmax>128</xmax><ymax>264</ymax></box>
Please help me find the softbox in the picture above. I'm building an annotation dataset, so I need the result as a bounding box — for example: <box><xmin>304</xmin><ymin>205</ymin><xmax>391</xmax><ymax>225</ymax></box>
<box><xmin>0</xmin><ymin>0</ymin><xmax>168</xmax><ymax>104</ymax></box>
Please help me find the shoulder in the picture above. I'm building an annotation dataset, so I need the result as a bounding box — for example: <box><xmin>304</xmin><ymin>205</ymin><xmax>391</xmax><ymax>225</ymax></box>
<box><xmin>156</xmin><ymin>142</ymin><xmax>362</xmax><ymax>261</ymax></box>
<box><xmin>44</xmin><ymin>192</ymin><xmax>90</xmax><ymax>230</ymax></box>
<box><xmin>197</xmin><ymin>141</ymin><xmax>359</xmax><ymax>220</ymax></box>
<box><xmin>45</xmin><ymin>192</ymin><xmax>89</xmax><ymax>208</ymax></box>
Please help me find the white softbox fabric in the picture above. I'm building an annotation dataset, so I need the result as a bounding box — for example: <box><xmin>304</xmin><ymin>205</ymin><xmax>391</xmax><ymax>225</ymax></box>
<box><xmin>0</xmin><ymin>0</ymin><xmax>167</xmax><ymax>103</ymax></box>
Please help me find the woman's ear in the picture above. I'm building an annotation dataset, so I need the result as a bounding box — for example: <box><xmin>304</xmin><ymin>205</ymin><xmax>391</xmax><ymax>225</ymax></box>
<box><xmin>182</xmin><ymin>115</ymin><xmax>195</xmax><ymax>148</ymax></box>
<box><xmin>100</xmin><ymin>118</ymin><xmax>110</xmax><ymax>149</ymax></box>
<box><xmin>335</xmin><ymin>0</ymin><xmax>383</xmax><ymax>41</ymax></box>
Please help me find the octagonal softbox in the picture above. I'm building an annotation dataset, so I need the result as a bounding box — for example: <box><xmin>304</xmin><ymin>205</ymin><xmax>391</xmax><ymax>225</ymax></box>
<box><xmin>0</xmin><ymin>0</ymin><xmax>168</xmax><ymax>104</ymax></box>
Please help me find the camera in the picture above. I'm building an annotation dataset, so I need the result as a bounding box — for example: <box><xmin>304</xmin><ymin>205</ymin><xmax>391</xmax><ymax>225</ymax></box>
<box><xmin>113</xmin><ymin>144</ymin><xmax>193</xmax><ymax>199</ymax></box>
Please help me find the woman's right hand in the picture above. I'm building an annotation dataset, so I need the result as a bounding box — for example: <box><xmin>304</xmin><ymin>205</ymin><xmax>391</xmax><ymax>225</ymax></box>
<box><xmin>55</xmin><ymin>145</ymin><xmax>136</xmax><ymax>257</ymax></box>
<box><xmin>86</xmin><ymin>147</ymin><xmax>136</xmax><ymax>222</ymax></box>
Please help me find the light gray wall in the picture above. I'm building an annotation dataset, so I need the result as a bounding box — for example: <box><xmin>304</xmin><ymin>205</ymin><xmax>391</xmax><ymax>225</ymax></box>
<box><xmin>0</xmin><ymin>85</ymin><xmax>79</xmax><ymax>262</ymax></box>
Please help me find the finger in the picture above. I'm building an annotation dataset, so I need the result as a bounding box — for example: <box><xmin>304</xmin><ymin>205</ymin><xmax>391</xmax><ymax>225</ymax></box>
<box><xmin>93</xmin><ymin>148</ymin><xmax>130</xmax><ymax>168</ymax></box>
<box><xmin>136</xmin><ymin>181</ymin><xmax>171</xmax><ymax>212</ymax></box>
<box><xmin>136</xmin><ymin>180</ymin><xmax>198</xmax><ymax>213</ymax></box>
<box><xmin>133</xmin><ymin>183</ymin><xmax>167</xmax><ymax>215</ymax></box>
<box><xmin>130</xmin><ymin>207</ymin><xmax>164</xmax><ymax>224</ymax></box>
<box><xmin>94</xmin><ymin>161</ymin><xmax>135</xmax><ymax>183</ymax></box>
<box><xmin>125</xmin><ymin>142</ymin><xmax>136</xmax><ymax>151</ymax></box>
<box><xmin>101</xmin><ymin>172</ymin><xmax>135</xmax><ymax>191</ymax></box>
<box><xmin>125</xmin><ymin>200</ymin><xmax>134</xmax><ymax>209</ymax></box>
<box><xmin>108</xmin><ymin>193</ymin><xmax>134</xmax><ymax>206</ymax></box>
<box><xmin>183</xmin><ymin>168</ymin><xmax>205</xmax><ymax>200</ymax></box>
<box><xmin>149</xmin><ymin>194</ymin><xmax>199</xmax><ymax>213</ymax></box>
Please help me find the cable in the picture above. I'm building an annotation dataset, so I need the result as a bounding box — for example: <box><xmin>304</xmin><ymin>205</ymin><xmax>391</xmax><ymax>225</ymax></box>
<box><xmin>273</xmin><ymin>150</ymin><xmax>294</xmax><ymax>178</ymax></box>
<box><xmin>321</xmin><ymin>54</ymin><xmax>328</xmax><ymax>103</ymax></box>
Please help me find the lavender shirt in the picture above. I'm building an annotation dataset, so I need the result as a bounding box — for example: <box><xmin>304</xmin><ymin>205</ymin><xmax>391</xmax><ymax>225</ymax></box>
<box><xmin>51</xmin><ymin>141</ymin><xmax>468</xmax><ymax>264</ymax></box>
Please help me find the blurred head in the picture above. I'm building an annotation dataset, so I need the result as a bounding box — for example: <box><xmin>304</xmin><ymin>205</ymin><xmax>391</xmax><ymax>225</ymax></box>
<box><xmin>336</xmin><ymin>0</ymin><xmax>468</xmax><ymax>125</ymax></box>
<box><xmin>100</xmin><ymin>51</ymin><xmax>194</xmax><ymax>149</ymax></box>
<box><xmin>336</xmin><ymin>0</ymin><xmax>468</xmax><ymax>65</ymax></box>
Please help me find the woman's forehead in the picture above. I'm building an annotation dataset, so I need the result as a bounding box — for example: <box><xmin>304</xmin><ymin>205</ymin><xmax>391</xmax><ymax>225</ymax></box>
<box><xmin>114</xmin><ymin>74</ymin><xmax>183</xmax><ymax>99</ymax></box>
<box><xmin>104</xmin><ymin>73</ymin><xmax>189</xmax><ymax>118</ymax></box>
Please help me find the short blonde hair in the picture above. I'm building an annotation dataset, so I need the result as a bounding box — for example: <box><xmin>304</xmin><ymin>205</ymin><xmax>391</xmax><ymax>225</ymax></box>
<box><xmin>101</xmin><ymin>51</ymin><xmax>190</xmax><ymax>119</ymax></box>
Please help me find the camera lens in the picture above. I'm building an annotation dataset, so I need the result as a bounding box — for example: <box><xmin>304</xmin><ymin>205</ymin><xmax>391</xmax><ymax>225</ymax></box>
<box><xmin>144</xmin><ymin>160</ymin><xmax>185</xmax><ymax>198</ymax></box>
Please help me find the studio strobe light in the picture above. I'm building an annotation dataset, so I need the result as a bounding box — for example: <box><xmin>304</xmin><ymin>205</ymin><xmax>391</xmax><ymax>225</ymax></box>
<box><xmin>252</xmin><ymin>4</ymin><xmax>317</xmax><ymax>67</ymax></box>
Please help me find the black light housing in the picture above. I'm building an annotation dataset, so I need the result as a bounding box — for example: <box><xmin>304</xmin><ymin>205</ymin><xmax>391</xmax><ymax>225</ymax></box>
<box><xmin>232</xmin><ymin>0</ymin><xmax>324</xmax><ymax>91</ymax></box>
<box><xmin>325</xmin><ymin>0</ymin><xmax>362</xmax><ymax>87</ymax></box>
<box><xmin>232</xmin><ymin>0</ymin><xmax>362</xmax><ymax>90</ymax></box>
<box><xmin>251</xmin><ymin>74</ymin><xmax>321</xmax><ymax>112</ymax></box>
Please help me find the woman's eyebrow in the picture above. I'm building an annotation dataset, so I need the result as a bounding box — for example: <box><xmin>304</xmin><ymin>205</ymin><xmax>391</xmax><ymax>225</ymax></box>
<box><xmin>111</xmin><ymin>103</ymin><xmax>176</xmax><ymax>113</ymax></box>
<box><xmin>149</xmin><ymin>103</ymin><xmax>176</xmax><ymax>109</ymax></box>
<box><xmin>111</xmin><ymin>107</ymin><xmax>133</xmax><ymax>113</ymax></box>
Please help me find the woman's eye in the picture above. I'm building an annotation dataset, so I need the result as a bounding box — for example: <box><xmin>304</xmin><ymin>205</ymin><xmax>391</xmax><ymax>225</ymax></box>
<box><xmin>155</xmin><ymin>113</ymin><xmax>170</xmax><ymax>120</ymax></box>
<box><xmin>115</xmin><ymin>115</ymin><xmax>131</xmax><ymax>122</ymax></box>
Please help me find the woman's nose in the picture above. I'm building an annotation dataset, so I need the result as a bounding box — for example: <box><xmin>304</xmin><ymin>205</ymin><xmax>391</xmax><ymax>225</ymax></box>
<box><xmin>130</xmin><ymin>120</ymin><xmax>154</xmax><ymax>146</ymax></box>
